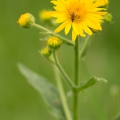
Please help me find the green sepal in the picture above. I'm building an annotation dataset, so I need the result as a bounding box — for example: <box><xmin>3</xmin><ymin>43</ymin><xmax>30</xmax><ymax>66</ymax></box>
<box><xmin>77</xmin><ymin>76</ymin><xmax>107</xmax><ymax>92</ymax></box>
<box><xmin>18</xmin><ymin>63</ymin><xmax>65</xmax><ymax>120</ymax></box>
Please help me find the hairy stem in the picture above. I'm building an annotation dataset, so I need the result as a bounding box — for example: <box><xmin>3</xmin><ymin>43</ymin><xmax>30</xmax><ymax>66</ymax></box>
<box><xmin>33</xmin><ymin>23</ymin><xmax>75</xmax><ymax>46</ymax></box>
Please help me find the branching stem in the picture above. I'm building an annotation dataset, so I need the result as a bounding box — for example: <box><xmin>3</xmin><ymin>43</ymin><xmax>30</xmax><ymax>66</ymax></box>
<box><xmin>33</xmin><ymin>23</ymin><xmax>75</xmax><ymax>46</ymax></box>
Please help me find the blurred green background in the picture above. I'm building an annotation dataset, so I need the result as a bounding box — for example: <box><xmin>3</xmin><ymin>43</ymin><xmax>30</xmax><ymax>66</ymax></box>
<box><xmin>0</xmin><ymin>0</ymin><xmax>120</xmax><ymax>120</ymax></box>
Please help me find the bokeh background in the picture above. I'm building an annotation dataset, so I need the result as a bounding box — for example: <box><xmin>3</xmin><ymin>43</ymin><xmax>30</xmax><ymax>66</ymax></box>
<box><xmin>0</xmin><ymin>0</ymin><xmax>120</xmax><ymax>120</ymax></box>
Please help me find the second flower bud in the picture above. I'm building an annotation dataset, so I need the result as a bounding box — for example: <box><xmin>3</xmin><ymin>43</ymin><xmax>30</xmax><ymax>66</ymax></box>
<box><xmin>47</xmin><ymin>36</ymin><xmax>62</xmax><ymax>51</ymax></box>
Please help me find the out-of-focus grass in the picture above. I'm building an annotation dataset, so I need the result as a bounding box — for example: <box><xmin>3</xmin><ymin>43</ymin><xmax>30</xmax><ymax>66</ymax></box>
<box><xmin>0</xmin><ymin>0</ymin><xmax>120</xmax><ymax>120</ymax></box>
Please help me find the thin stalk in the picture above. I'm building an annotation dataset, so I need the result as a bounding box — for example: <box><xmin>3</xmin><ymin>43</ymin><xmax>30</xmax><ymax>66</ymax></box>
<box><xmin>53</xmin><ymin>52</ymin><xmax>75</xmax><ymax>88</ymax></box>
<box><xmin>33</xmin><ymin>23</ymin><xmax>75</xmax><ymax>46</ymax></box>
<box><xmin>79</xmin><ymin>35</ymin><xmax>91</xmax><ymax>60</ymax></box>
<box><xmin>74</xmin><ymin>38</ymin><xmax>79</xmax><ymax>85</ymax></box>
<box><xmin>73</xmin><ymin>37</ymin><xmax>79</xmax><ymax>120</ymax></box>
<box><xmin>54</xmin><ymin>66</ymin><xmax>72</xmax><ymax>120</ymax></box>
<box><xmin>47</xmin><ymin>57</ymin><xmax>55</xmax><ymax>64</ymax></box>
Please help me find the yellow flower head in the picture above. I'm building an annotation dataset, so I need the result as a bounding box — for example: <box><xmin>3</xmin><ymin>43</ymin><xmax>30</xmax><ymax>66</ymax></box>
<box><xmin>17</xmin><ymin>13</ymin><xmax>35</xmax><ymax>28</ymax></box>
<box><xmin>50</xmin><ymin>0</ymin><xmax>107</xmax><ymax>41</ymax></box>
<box><xmin>39</xmin><ymin>10</ymin><xmax>52</xmax><ymax>21</ymax></box>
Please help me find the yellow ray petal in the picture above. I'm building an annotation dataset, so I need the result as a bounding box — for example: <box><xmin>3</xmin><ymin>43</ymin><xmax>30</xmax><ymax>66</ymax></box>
<box><xmin>65</xmin><ymin>21</ymin><xmax>72</xmax><ymax>35</ymax></box>
<box><xmin>72</xmin><ymin>22</ymin><xmax>79</xmax><ymax>35</ymax></box>
<box><xmin>84</xmin><ymin>19</ymin><xmax>102</xmax><ymax>30</ymax></box>
<box><xmin>82</xmin><ymin>0</ymin><xmax>95</xmax><ymax>5</ymax></box>
<box><xmin>72</xmin><ymin>30</ymin><xmax>77</xmax><ymax>41</ymax></box>
<box><xmin>54</xmin><ymin>20</ymin><xmax>68</xmax><ymax>33</ymax></box>
<box><xmin>78</xmin><ymin>23</ymin><xmax>86</xmax><ymax>37</ymax></box>
<box><xmin>55</xmin><ymin>16</ymin><xmax>67</xmax><ymax>23</ymax></box>
<box><xmin>53</xmin><ymin>6</ymin><xmax>66</xmax><ymax>11</ymax></box>
<box><xmin>82</xmin><ymin>23</ymin><xmax>92</xmax><ymax>35</ymax></box>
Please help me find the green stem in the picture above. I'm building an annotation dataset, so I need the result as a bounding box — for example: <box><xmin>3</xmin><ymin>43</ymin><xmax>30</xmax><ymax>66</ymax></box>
<box><xmin>74</xmin><ymin>38</ymin><xmax>79</xmax><ymax>85</ymax></box>
<box><xmin>53</xmin><ymin>52</ymin><xmax>75</xmax><ymax>88</ymax></box>
<box><xmin>47</xmin><ymin>57</ymin><xmax>55</xmax><ymax>64</ymax></box>
<box><xmin>54</xmin><ymin>66</ymin><xmax>72</xmax><ymax>120</ymax></box>
<box><xmin>79</xmin><ymin>35</ymin><xmax>91</xmax><ymax>60</ymax></box>
<box><xmin>73</xmin><ymin>37</ymin><xmax>79</xmax><ymax>120</ymax></box>
<box><xmin>33</xmin><ymin>23</ymin><xmax>75</xmax><ymax>46</ymax></box>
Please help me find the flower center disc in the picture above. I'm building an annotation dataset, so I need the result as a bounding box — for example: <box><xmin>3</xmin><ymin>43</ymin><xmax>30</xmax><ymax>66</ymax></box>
<box><xmin>67</xmin><ymin>2</ymin><xmax>86</xmax><ymax>22</ymax></box>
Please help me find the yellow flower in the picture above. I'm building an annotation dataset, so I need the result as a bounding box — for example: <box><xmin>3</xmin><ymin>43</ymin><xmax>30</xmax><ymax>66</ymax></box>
<box><xmin>17</xmin><ymin>13</ymin><xmax>35</xmax><ymax>28</ymax></box>
<box><xmin>50</xmin><ymin>0</ymin><xmax>107</xmax><ymax>41</ymax></box>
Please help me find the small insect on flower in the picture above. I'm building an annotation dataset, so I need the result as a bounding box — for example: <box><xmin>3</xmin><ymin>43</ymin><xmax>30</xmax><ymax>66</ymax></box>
<box><xmin>71</xmin><ymin>13</ymin><xmax>74</xmax><ymax>22</ymax></box>
<box><xmin>68</xmin><ymin>9</ymin><xmax>75</xmax><ymax>22</ymax></box>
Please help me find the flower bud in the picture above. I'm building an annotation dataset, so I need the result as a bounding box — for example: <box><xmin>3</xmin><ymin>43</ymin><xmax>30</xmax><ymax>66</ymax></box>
<box><xmin>39</xmin><ymin>10</ymin><xmax>52</xmax><ymax>21</ymax></box>
<box><xmin>17</xmin><ymin>13</ymin><xmax>35</xmax><ymax>28</ymax></box>
<box><xmin>47</xmin><ymin>36</ymin><xmax>62</xmax><ymax>51</ymax></box>
<box><xmin>103</xmin><ymin>13</ymin><xmax>113</xmax><ymax>23</ymax></box>
<box><xmin>40</xmin><ymin>47</ymin><xmax>52</xmax><ymax>57</ymax></box>
<box><xmin>39</xmin><ymin>10</ymin><xmax>57</xmax><ymax>26</ymax></box>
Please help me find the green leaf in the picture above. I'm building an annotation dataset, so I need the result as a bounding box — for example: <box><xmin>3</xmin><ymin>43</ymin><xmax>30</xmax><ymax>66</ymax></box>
<box><xmin>111</xmin><ymin>112</ymin><xmax>120</xmax><ymax>120</ymax></box>
<box><xmin>18</xmin><ymin>63</ymin><xmax>65</xmax><ymax>120</ymax></box>
<box><xmin>78</xmin><ymin>76</ymin><xmax>107</xmax><ymax>92</ymax></box>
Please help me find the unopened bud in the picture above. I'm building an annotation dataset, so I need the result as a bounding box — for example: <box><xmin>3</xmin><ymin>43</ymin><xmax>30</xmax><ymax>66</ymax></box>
<box><xmin>103</xmin><ymin>13</ymin><xmax>113</xmax><ymax>23</ymax></box>
<box><xmin>39</xmin><ymin>10</ymin><xmax>52</xmax><ymax>21</ymax></box>
<box><xmin>39</xmin><ymin>10</ymin><xmax>57</xmax><ymax>26</ymax></box>
<box><xmin>47</xmin><ymin>36</ymin><xmax>62</xmax><ymax>51</ymax></box>
<box><xmin>40</xmin><ymin>47</ymin><xmax>52</xmax><ymax>57</ymax></box>
<box><xmin>17</xmin><ymin>13</ymin><xmax>35</xmax><ymax>28</ymax></box>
